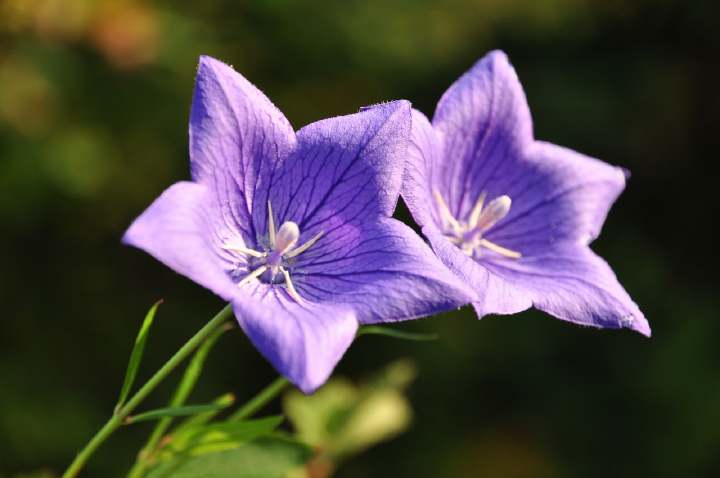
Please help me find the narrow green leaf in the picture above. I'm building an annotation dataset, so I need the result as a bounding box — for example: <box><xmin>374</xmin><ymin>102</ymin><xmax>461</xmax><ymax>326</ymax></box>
<box><xmin>116</xmin><ymin>300</ymin><xmax>163</xmax><ymax>410</ymax></box>
<box><xmin>125</xmin><ymin>403</ymin><xmax>231</xmax><ymax>424</ymax></box>
<box><xmin>129</xmin><ymin>324</ymin><xmax>232</xmax><ymax>476</ymax></box>
<box><xmin>174</xmin><ymin>393</ymin><xmax>236</xmax><ymax>433</ymax></box>
<box><xmin>357</xmin><ymin>325</ymin><xmax>438</xmax><ymax>341</ymax></box>
<box><xmin>171</xmin><ymin>323</ymin><xmax>231</xmax><ymax>407</ymax></box>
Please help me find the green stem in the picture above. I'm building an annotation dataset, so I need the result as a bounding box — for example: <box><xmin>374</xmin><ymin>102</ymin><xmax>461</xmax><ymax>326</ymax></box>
<box><xmin>126</xmin><ymin>324</ymin><xmax>230</xmax><ymax>478</ymax></box>
<box><xmin>61</xmin><ymin>304</ymin><xmax>234</xmax><ymax>478</ymax></box>
<box><xmin>228</xmin><ymin>376</ymin><xmax>289</xmax><ymax>421</ymax></box>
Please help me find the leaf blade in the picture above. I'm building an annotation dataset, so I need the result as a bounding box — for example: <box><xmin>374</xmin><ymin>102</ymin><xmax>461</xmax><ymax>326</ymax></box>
<box><xmin>116</xmin><ymin>300</ymin><xmax>163</xmax><ymax>410</ymax></box>
<box><xmin>126</xmin><ymin>403</ymin><xmax>231</xmax><ymax>424</ymax></box>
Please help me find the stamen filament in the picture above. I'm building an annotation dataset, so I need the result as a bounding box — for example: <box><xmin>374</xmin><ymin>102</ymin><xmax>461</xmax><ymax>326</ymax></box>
<box><xmin>285</xmin><ymin>231</ymin><xmax>325</xmax><ymax>259</ymax></box>
<box><xmin>222</xmin><ymin>244</ymin><xmax>266</xmax><ymax>258</ymax></box>
<box><xmin>267</xmin><ymin>200</ymin><xmax>276</xmax><ymax>248</ymax></box>
<box><xmin>468</xmin><ymin>191</ymin><xmax>487</xmax><ymax>229</ymax></box>
<box><xmin>237</xmin><ymin>265</ymin><xmax>268</xmax><ymax>287</ymax></box>
<box><xmin>282</xmin><ymin>267</ymin><xmax>303</xmax><ymax>302</ymax></box>
<box><xmin>478</xmin><ymin>239</ymin><xmax>521</xmax><ymax>259</ymax></box>
<box><xmin>433</xmin><ymin>189</ymin><xmax>461</xmax><ymax>234</ymax></box>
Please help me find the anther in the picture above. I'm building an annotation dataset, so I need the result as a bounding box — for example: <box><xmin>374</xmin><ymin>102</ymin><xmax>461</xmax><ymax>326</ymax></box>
<box><xmin>275</xmin><ymin>222</ymin><xmax>300</xmax><ymax>255</ymax></box>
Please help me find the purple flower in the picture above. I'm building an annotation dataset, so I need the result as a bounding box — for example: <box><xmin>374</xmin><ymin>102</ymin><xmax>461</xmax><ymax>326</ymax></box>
<box><xmin>402</xmin><ymin>51</ymin><xmax>649</xmax><ymax>336</ymax></box>
<box><xmin>124</xmin><ymin>56</ymin><xmax>472</xmax><ymax>393</ymax></box>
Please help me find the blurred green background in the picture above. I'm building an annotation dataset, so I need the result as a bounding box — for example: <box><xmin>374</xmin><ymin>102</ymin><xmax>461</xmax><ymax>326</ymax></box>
<box><xmin>1</xmin><ymin>0</ymin><xmax>718</xmax><ymax>476</ymax></box>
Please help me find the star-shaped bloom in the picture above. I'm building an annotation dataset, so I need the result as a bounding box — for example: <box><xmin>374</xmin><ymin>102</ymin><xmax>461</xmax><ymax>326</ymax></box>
<box><xmin>124</xmin><ymin>56</ymin><xmax>473</xmax><ymax>393</ymax></box>
<box><xmin>402</xmin><ymin>50</ymin><xmax>649</xmax><ymax>336</ymax></box>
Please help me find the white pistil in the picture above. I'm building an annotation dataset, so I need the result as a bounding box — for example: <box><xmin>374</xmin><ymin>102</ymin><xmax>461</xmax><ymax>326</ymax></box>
<box><xmin>224</xmin><ymin>201</ymin><xmax>323</xmax><ymax>303</ymax></box>
<box><xmin>473</xmin><ymin>195</ymin><xmax>512</xmax><ymax>232</ymax></box>
<box><xmin>274</xmin><ymin>221</ymin><xmax>300</xmax><ymax>255</ymax></box>
<box><xmin>434</xmin><ymin>189</ymin><xmax>521</xmax><ymax>260</ymax></box>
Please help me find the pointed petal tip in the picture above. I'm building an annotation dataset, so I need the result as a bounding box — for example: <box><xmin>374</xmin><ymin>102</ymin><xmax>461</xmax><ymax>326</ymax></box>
<box><xmin>195</xmin><ymin>55</ymin><xmax>244</xmax><ymax>81</ymax></box>
<box><xmin>121</xmin><ymin>213</ymin><xmax>149</xmax><ymax>250</ymax></box>
<box><xmin>461</xmin><ymin>50</ymin><xmax>522</xmax><ymax>92</ymax></box>
<box><xmin>627</xmin><ymin>314</ymin><xmax>651</xmax><ymax>337</ymax></box>
<box><xmin>232</xmin><ymin>299</ymin><xmax>358</xmax><ymax>398</ymax></box>
<box><xmin>196</xmin><ymin>54</ymin><xmax>221</xmax><ymax>72</ymax></box>
<box><xmin>473</xmin><ymin>49</ymin><xmax>511</xmax><ymax>71</ymax></box>
<box><xmin>486</xmin><ymin>49</ymin><xmax>509</xmax><ymax>62</ymax></box>
<box><xmin>120</xmin><ymin>227</ymin><xmax>135</xmax><ymax>247</ymax></box>
<box><xmin>295</xmin><ymin>377</ymin><xmax>323</xmax><ymax>395</ymax></box>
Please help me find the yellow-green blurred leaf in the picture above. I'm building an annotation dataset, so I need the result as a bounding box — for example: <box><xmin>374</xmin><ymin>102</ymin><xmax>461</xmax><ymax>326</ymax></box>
<box><xmin>284</xmin><ymin>360</ymin><xmax>415</xmax><ymax>461</ymax></box>
<box><xmin>157</xmin><ymin>416</ymin><xmax>284</xmax><ymax>460</ymax></box>
<box><xmin>145</xmin><ymin>436</ymin><xmax>312</xmax><ymax>478</ymax></box>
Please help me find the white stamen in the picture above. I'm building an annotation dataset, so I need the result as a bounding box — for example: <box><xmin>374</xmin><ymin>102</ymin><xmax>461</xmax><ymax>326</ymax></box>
<box><xmin>468</xmin><ymin>191</ymin><xmax>487</xmax><ymax>228</ymax></box>
<box><xmin>474</xmin><ymin>195</ymin><xmax>512</xmax><ymax>232</ymax></box>
<box><xmin>435</xmin><ymin>190</ymin><xmax>520</xmax><ymax>260</ymax></box>
<box><xmin>433</xmin><ymin>189</ymin><xmax>461</xmax><ymax>234</ymax></box>
<box><xmin>478</xmin><ymin>239</ymin><xmax>522</xmax><ymax>259</ymax></box>
<box><xmin>267</xmin><ymin>200</ymin><xmax>276</xmax><ymax>248</ymax></box>
<box><xmin>282</xmin><ymin>267</ymin><xmax>303</xmax><ymax>303</ymax></box>
<box><xmin>275</xmin><ymin>221</ymin><xmax>300</xmax><ymax>254</ymax></box>
<box><xmin>237</xmin><ymin>265</ymin><xmax>268</xmax><ymax>287</ymax></box>
<box><xmin>230</xmin><ymin>200</ymin><xmax>324</xmax><ymax>303</ymax></box>
<box><xmin>221</xmin><ymin>242</ymin><xmax>266</xmax><ymax>258</ymax></box>
<box><xmin>285</xmin><ymin>231</ymin><xmax>325</xmax><ymax>259</ymax></box>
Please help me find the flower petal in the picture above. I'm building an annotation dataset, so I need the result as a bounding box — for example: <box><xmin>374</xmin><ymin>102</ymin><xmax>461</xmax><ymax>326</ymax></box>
<box><xmin>190</xmin><ymin>55</ymin><xmax>296</xmax><ymax>245</ymax></box>
<box><xmin>263</xmin><ymin>101</ymin><xmax>411</xmax><ymax>241</ymax></box>
<box><xmin>402</xmin><ymin>109</ymin><xmax>445</xmax><ymax>229</ymax></box>
<box><xmin>122</xmin><ymin>181</ymin><xmax>237</xmax><ymax>300</ymax></box>
<box><xmin>430</xmin><ymin>50</ymin><xmax>533</xmax><ymax>220</ymax></box>
<box><xmin>480</xmin><ymin>245</ymin><xmax>650</xmax><ymax>336</ymax></box>
<box><xmin>290</xmin><ymin>218</ymin><xmax>474</xmax><ymax>324</ymax></box>
<box><xmin>423</xmin><ymin>225</ymin><xmax>533</xmax><ymax>317</ymax></box>
<box><xmin>232</xmin><ymin>294</ymin><xmax>358</xmax><ymax>394</ymax></box>
<box><xmin>484</xmin><ymin>141</ymin><xmax>627</xmax><ymax>252</ymax></box>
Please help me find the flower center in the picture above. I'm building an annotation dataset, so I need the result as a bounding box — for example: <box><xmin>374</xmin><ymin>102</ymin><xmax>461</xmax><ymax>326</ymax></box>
<box><xmin>222</xmin><ymin>201</ymin><xmax>324</xmax><ymax>303</ymax></box>
<box><xmin>434</xmin><ymin>189</ymin><xmax>521</xmax><ymax>259</ymax></box>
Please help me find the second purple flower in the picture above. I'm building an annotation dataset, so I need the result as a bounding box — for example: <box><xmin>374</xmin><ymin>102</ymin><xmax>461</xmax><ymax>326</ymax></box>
<box><xmin>402</xmin><ymin>51</ymin><xmax>649</xmax><ymax>336</ymax></box>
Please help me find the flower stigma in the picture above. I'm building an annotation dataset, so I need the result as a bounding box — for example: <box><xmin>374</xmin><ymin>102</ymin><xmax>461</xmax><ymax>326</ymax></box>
<box><xmin>222</xmin><ymin>201</ymin><xmax>324</xmax><ymax>303</ymax></box>
<box><xmin>434</xmin><ymin>189</ymin><xmax>521</xmax><ymax>259</ymax></box>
